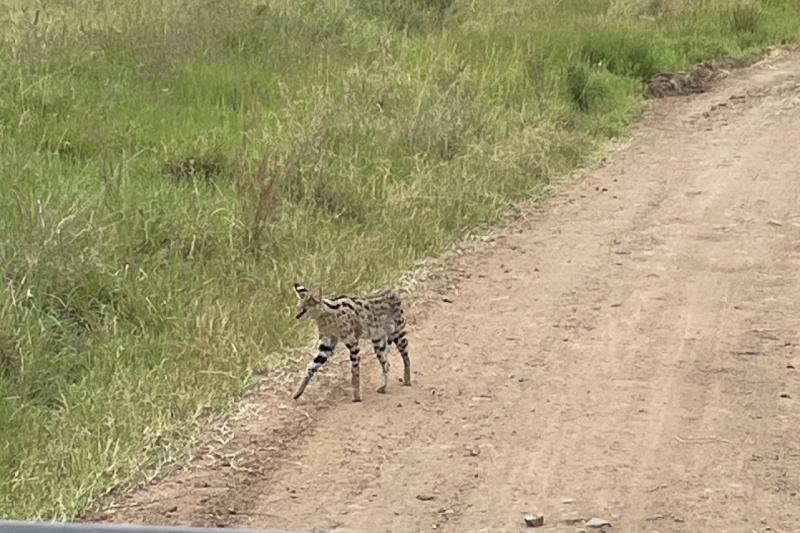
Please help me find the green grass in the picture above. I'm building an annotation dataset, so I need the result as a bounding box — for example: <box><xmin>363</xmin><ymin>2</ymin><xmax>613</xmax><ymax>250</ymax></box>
<box><xmin>1</xmin><ymin>0</ymin><xmax>799</xmax><ymax>520</ymax></box>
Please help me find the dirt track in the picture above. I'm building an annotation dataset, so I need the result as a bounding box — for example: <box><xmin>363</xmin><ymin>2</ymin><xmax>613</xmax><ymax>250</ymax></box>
<box><xmin>95</xmin><ymin>52</ymin><xmax>800</xmax><ymax>532</ymax></box>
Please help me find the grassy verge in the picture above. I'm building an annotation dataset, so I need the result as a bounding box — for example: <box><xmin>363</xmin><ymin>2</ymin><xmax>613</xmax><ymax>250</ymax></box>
<box><xmin>1</xmin><ymin>0</ymin><xmax>798</xmax><ymax>520</ymax></box>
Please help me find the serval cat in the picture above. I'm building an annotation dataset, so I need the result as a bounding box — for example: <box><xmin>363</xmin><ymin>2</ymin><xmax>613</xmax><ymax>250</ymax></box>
<box><xmin>291</xmin><ymin>282</ymin><xmax>411</xmax><ymax>402</ymax></box>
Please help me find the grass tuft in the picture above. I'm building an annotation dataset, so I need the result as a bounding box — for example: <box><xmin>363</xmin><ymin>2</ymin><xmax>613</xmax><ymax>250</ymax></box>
<box><xmin>163</xmin><ymin>150</ymin><xmax>230</xmax><ymax>185</ymax></box>
<box><xmin>729</xmin><ymin>2</ymin><xmax>763</xmax><ymax>35</ymax></box>
<box><xmin>566</xmin><ymin>62</ymin><xmax>593</xmax><ymax>111</ymax></box>
<box><xmin>579</xmin><ymin>27</ymin><xmax>671</xmax><ymax>81</ymax></box>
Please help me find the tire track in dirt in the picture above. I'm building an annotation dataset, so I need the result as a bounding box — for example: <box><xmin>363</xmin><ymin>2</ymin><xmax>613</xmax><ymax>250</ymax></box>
<box><xmin>92</xmin><ymin>51</ymin><xmax>800</xmax><ymax>533</ymax></box>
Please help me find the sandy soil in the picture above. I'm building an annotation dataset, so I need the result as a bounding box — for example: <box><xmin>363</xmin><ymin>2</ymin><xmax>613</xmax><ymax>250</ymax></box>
<box><xmin>92</xmin><ymin>51</ymin><xmax>800</xmax><ymax>533</ymax></box>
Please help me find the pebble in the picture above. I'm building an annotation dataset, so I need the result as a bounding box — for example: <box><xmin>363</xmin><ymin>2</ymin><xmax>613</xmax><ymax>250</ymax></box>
<box><xmin>585</xmin><ymin>517</ymin><xmax>612</xmax><ymax>528</ymax></box>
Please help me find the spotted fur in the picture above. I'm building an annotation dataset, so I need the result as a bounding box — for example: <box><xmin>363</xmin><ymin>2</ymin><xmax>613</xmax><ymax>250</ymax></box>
<box><xmin>291</xmin><ymin>282</ymin><xmax>411</xmax><ymax>402</ymax></box>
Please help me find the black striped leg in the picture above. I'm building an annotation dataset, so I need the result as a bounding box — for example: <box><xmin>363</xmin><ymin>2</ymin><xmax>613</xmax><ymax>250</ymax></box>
<box><xmin>346</xmin><ymin>341</ymin><xmax>362</xmax><ymax>402</ymax></box>
<box><xmin>292</xmin><ymin>337</ymin><xmax>337</xmax><ymax>400</ymax></box>
<box><xmin>372</xmin><ymin>338</ymin><xmax>390</xmax><ymax>394</ymax></box>
<box><xmin>391</xmin><ymin>331</ymin><xmax>411</xmax><ymax>386</ymax></box>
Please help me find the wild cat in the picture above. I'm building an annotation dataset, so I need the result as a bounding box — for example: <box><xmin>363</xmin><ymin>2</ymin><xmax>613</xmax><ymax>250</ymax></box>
<box><xmin>291</xmin><ymin>283</ymin><xmax>411</xmax><ymax>402</ymax></box>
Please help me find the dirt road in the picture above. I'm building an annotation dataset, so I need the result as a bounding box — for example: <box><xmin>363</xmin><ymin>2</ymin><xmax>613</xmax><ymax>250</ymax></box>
<box><xmin>95</xmin><ymin>52</ymin><xmax>800</xmax><ymax>532</ymax></box>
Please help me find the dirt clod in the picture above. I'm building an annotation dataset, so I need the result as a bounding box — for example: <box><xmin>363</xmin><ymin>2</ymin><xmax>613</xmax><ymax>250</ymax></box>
<box><xmin>645</xmin><ymin>62</ymin><xmax>726</xmax><ymax>99</ymax></box>
<box><xmin>523</xmin><ymin>514</ymin><xmax>544</xmax><ymax>527</ymax></box>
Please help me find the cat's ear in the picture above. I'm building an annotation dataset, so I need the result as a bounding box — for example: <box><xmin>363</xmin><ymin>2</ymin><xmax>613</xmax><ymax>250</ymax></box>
<box><xmin>293</xmin><ymin>283</ymin><xmax>308</xmax><ymax>299</ymax></box>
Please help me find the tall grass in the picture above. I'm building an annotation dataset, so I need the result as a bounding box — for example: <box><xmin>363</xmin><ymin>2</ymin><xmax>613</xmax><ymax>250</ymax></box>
<box><xmin>1</xmin><ymin>0</ymin><xmax>799</xmax><ymax>520</ymax></box>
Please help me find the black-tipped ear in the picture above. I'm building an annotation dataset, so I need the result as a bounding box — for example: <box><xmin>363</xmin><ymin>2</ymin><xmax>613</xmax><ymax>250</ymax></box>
<box><xmin>294</xmin><ymin>283</ymin><xmax>308</xmax><ymax>297</ymax></box>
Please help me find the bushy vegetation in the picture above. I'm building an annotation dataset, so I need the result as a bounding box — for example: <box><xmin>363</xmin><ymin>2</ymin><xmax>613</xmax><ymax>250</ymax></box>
<box><xmin>1</xmin><ymin>0</ymin><xmax>798</xmax><ymax>520</ymax></box>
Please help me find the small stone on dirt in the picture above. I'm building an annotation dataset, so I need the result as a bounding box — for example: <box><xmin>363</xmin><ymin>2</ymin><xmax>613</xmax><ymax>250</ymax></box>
<box><xmin>416</xmin><ymin>494</ymin><xmax>435</xmax><ymax>501</ymax></box>
<box><xmin>523</xmin><ymin>514</ymin><xmax>544</xmax><ymax>527</ymax></box>
<box><xmin>165</xmin><ymin>505</ymin><xmax>178</xmax><ymax>513</ymax></box>
<box><xmin>779</xmin><ymin>392</ymin><xmax>791</xmax><ymax>398</ymax></box>
<box><xmin>585</xmin><ymin>517</ymin><xmax>612</xmax><ymax>528</ymax></box>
